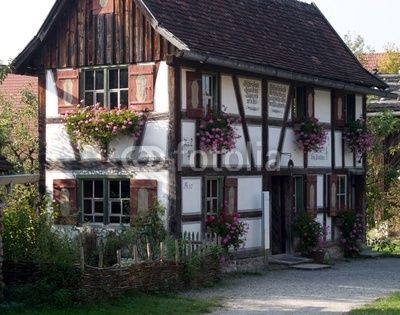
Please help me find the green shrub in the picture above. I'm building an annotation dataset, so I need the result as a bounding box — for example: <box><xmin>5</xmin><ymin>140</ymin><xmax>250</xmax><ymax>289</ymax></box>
<box><xmin>294</xmin><ymin>212</ymin><xmax>323</xmax><ymax>255</ymax></box>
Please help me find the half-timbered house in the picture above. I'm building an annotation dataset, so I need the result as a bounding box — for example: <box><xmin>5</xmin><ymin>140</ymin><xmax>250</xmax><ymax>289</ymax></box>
<box><xmin>13</xmin><ymin>0</ymin><xmax>391</xmax><ymax>257</ymax></box>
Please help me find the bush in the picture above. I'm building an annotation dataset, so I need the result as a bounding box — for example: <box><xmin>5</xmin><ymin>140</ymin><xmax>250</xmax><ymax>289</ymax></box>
<box><xmin>294</xmin><ymin>212</ymin><xmax>323</xmax><ymax>255</ymax></box>
<box><xmin>337</xmin><ymin>210</ymin><xmax>364</xmax><ymax>257</ymax></box>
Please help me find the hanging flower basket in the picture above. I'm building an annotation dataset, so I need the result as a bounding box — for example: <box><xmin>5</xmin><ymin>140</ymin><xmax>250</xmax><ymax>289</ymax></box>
<box><xmin>295</xmin><ymin>117</ymin><xmax>327</xmax><ymax>152</ymax></box>
<box><xmin>64</xmin><ymin>105</ymin><xmax>145</xmax><ymax>156</ymax></box>
<box><xmin>198</xmin><ymin>109</ymin><xmax>241</xmax><ymax>154</ymax></box>
<box><xmin>343</xmin><ymin>119</ymin><xmax>372</xmax><ymax>158</ymax></box>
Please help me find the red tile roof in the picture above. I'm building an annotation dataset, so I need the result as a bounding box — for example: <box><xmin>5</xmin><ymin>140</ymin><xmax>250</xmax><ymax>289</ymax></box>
<box><xmin>361</xmin><ymin>53</ymin><xmax>385</xmax><ymax>72</ymax></box>
<box><xmin>0</xmin><ymin>74</ymin><xmax>38</xmax><ymax>103</ymax></box>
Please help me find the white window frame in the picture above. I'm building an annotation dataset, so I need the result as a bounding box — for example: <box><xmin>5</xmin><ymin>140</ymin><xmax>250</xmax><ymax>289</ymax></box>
<box><xmin>205</xmin><ymin>177</ymin><xmax>223</xmax><ymax>215</ymax></box>
<box><xmin>202</xmin><ymin>74</ymin><xmax>218</xmax><ymax>114</ymax></box>
<box><xmin>337</xmin><ymin>175</ymin><xmax>347</xmax><ymax>209</ymax></box>
<box><xmin>108</xmin><ymin>180</ymin><xmax>131</xmax><ymax>225</ymax></box>
<box><xmin>82</xmin><ymin>179</ymin><xmax>105</xmax><ymax>224</ymax></box>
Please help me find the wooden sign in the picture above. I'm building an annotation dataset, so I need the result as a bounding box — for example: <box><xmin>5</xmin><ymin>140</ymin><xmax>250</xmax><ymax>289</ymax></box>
<box><xmin>239</xmin><ymin>78</ymin><xmax>262</xmax><ymax>116</ymax></box>
<box><xmin>268</xmin><ymin>82</ymin><xmax>290</xmax><ymax>120</ymax></box>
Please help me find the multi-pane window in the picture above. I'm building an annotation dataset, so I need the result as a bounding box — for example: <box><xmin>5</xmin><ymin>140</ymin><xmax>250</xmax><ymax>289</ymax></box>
<box><xmin>83</xmin><ymin>67</ymin><xmax>128</xmax><ymax>109</ymax></box>
<box><xmin>293</xmin><ymin>176</ymin><xmax>304</xmax><ymax>213</ymax></box>
<box><xmin>293</xmin><ymin>86</ymin><xmax>306</xmax><ymax>121</ymax></box>
<box><xmin>109</xmin><ymin>180</ymin><xmax>130</xmax><ymax>224</ymax></box>
<box><xmin>337</xmin><ymin>175</ymin><xmax>347</xmax><ymax>209</ymax></box>
<box><xmin>206</xmin><ymin>178</ymin><xmax>223</xmax><ymax>215</ymax></box>
<box><xmin>346</xmin><ymin>94</ymin><xmax>356</xmax><ymax>123</ymax></box>
<box><xmin>82</xmin><ymin>179</ymin><xmax>131</xmax><ymax>225</ymax></box>
<box><xmin>202</xmin><ymin>74</ymin><xmax>218</xmax><ymax>114</ymax></box>
<box><xmin>83</xmin><ymin>180</ymin><xmax>105</xmax><ymax>223</ymax></box>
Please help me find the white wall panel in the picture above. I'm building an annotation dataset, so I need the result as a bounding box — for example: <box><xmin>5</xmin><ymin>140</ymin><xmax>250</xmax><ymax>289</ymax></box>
<box><xmin>221</xmin><ymin>74</ymin><xmax>239</xmax><ymax>115</ymax></box>
<box><xmin>223</xmin><ymin>125</ymin><xmax>250</xmax><ymax>168</ymax></box>
<box><xmin>181</xmin><ymin>120</ymin><xmax>196</xmax><ymax>167</ymax></box>
<box><xmin>238</xmin><ymin>177</ymin><xmax>262</xmax><ymax>211</ymax></box>
<box><xmin>154</xmin><ymin>61</ymin><xmax>170</xmax><ymax>113</ymax></box>
<box><xmin>46</xmin><ymin>70</ymin><xmax>59</xmax><ymax>118</ymax></box>
<box><xmin>242</xmin><ymin>218</ymin><xmax>262</xmax><ymax>248</ymax></box>
<box><xmin>182</xmin><ymin>178</ymin><xmax>202</xmax><ymax>215</ymax></box>
<box><xmin>317</xmin><ymin>175</ymin><xmax>324</xmax><ymax>208</ymax></box>
<box><xmin>139</xmin><ymin>120</ymin><xmax>169</xmax><ymax>160</ymax></box>
<box><xmin>248</xmin><ymin>125</ymin><xmax>263</xmax><ymax>167</ymax></box>
<box><xmin>281</xmin><ymin>128</ymin><xmax>304</xmax><ymax>168</ymax></box>
<box><xmin>344</xmin><ymin>146</ymin><xmax>354</xmax><ymax>168</ymax></box>
<box><xmin>182</xmin><ymin>223</ymin><xmax>202</xmax><ymax>236</ymax></box>
<box><xmin>46</xmin><ymin>124</ymin><xmax>76</xmax><ymax>161</ymax></box>
<box><xmin>308</xmin><ymin>132</ymin><xmax>332</xmax><ymax>168</ymax></box>
<box><xmin>335</xmin><ymin>131</ymin><xmax>343</xmax><ymax>168</ymax></box>
<box><xmin>356</xmin><ymin>95</ymin><xmax>363</xmax><ymax>120</ymax></box>
<box><xmin>314</xmin><ymin>89</ymin><xmax>331</xmax><ymax>123</ymax></box>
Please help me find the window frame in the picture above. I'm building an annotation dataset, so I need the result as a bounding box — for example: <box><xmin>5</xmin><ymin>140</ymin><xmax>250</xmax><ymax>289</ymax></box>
<box><xmin>81</xmin><ymin>65</ymin><xmax>129</xmax><ymax>110</ymax></box>
<box><xmin>78</xmin><ymin>176</ymin><xmax>131</xmax><ymax>226</ymax></box>
<box><xmin>205</xmin><ymin>177</ymin><xmax>224</xmax><ymax>215</ymax></box>
<box><xmin>345</xmin><ymin>94</ymin><xmax>356</xmax><ymax>123</ymax></box>
<box><xmin>336</xmin><ymin>175</ymin><xmax>347</xmax><ymax>209</ymax></box>
<box><xmin>292</xmin><ymin>86</ymin><xmax>306</xmax><ymax>121</ymax></box>
<box><xmin>202</xmin><ymin>73</ymin><xmax>219</xmax><ymax>114</ymax></box>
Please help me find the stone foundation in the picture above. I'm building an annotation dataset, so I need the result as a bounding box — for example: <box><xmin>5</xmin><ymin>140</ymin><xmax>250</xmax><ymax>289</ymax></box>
<box><xmin>222</xmin><ymin>256</ymin><xmax>266</xmax><ymax>274</ymax></box>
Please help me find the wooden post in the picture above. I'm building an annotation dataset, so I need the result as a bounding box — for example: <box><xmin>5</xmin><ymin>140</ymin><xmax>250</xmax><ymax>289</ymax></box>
<box><xmin>117</xmin><ymin>249</ymin><xmax>122</xmax><ymax>266</ymax></box>
<box><xmin>175</xmin><ymin>239</ymin><xmax>179</xmax><ymax>265</ymax></box>
<box><xmin>146</xmin><ymin>242</ymin><xmax>151</xmax><ymax>261</ymax></box>
<box><xmin>160</xmin><ymin>242</ymin><xmax>164</xmax><ymax>262</ymax></box>
<box><xmin>98</xmin><ymin>250</ymin><xmax>104</xmax><ymax>268</ymax></box>
<box><xmin>132</xmin><ymin>245</ymin><xmax>138</xmax><ymax>264</ymax></box>
<box><xmin>79</xmin><ymin>240</ymin><xmax>85</xmax><ymax>272</ymax></box>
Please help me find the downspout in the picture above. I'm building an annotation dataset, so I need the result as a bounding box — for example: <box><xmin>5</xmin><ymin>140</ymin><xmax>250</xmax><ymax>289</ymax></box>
<box><xmin>176</xmin><ymin>50</ymin><xmax>396</xmax><ymax>98</ymax></box>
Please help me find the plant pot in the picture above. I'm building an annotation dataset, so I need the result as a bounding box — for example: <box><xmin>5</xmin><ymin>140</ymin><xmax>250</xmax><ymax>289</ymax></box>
<box><xmin>310</xmin><ymin>250</ymin><xmax>326</xmax><ymax>264</ymax></box>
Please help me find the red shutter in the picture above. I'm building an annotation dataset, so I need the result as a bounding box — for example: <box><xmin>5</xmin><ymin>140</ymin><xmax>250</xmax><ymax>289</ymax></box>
<box><xmin>328</xmin><ymin>174</ymin><xmax>338</xmax><ymax>217</ymax></box>
<box><xmin>92</xmin><ymin>0</ymin><xmax>114</xmax><ymax>15</ymax></box>
<box><xmin>306</xmin><ymin>175</ymin><xmax>317</xmax><ymax>217</ymax></box>
<box><xmin>56</xmin><ymin>69</ymin><xmax>79</xmax><ymax>115</ymax></box>
<box><xmin>333</xmin><ymin>92</ymin><xmax>345</xmax><ymax>124</ymax></box>
<box><xmin>128</xmin><ymin>64</ymin><xmax>154</xmax><ymax>112</ymax></box>
<box><xmin>306</xmin><ymin>87</ymin><xmax>315</xmax><ymax>118</ymax></box>
<box><xmin>224</xmin><ymin>178</ymin><xmax>238</xmax><ymax>213</ymax></box>
<box><xmin>53</xmin><ymin>179</ymin><xmax>77</xmax><ymax>225</ymax></box>
<box><xmin>130</xmin><ymin>179</ymin><xmax>158</xmax><ymax>221</ymax></box>
<box><xmin>186</xmin><ymin>71</ymin><xmax>203</xmax><ymax>118</ymax></box>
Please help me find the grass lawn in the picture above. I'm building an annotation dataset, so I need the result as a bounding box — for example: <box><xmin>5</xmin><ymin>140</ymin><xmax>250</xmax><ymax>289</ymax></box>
<box><xmin>372</xmin><ymin>240</ymin><xmax>400</xmax><ymax>256</ymax></box>
<box><xmin>0</xmin><ymin>294</ymin><xmax>222</xmax><ymax>315</ymax></box>
<box><xmin>349</xmin><ymin>293</ymin><xmax>400</xmax><ymax>315</ymax></box>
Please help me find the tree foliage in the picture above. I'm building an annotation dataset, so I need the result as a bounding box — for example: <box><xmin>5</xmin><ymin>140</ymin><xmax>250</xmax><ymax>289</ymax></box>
<box><xmin>0</xmin><ymin>88</ymin><xmax>38</xmax><ymax>173</ymax></box>
<box><xmin>343</xmin><ymin>32</ymin><xmax>374</xmax><ymax>62</ymax></box>
<box><xmin>378</xmin><ymin>43</ymin><xmax>400</xmax><ymax>74</ymax></box>
<box><xmin>367</xmin><ymin>111</ymin><xmax>400</xmax><ymax>229</ymax></box>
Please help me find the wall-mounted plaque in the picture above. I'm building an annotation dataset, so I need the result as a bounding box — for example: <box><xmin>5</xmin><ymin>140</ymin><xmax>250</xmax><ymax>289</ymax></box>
<box><xmin>268</xmin><ymin>82</ymin><xmax>290</xmax><ymax>120</ymax></box>
<box><xmin>239</xmin><ymin>78</ymin><xmax>262</xmax><ymax>117</ymax></box>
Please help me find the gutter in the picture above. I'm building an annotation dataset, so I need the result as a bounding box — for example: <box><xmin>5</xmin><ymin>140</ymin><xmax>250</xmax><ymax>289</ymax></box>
<box><xmin>176</xmin><ymin>50</ymin><xmax>397</xmax><ymax>98</ymax></box>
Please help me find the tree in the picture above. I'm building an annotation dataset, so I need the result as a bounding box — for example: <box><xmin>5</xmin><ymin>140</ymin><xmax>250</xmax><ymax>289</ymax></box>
<box><xmin>0</xmin><ymin>64</ymin><xmax>10</xmax><ymax>84</ymax></box>
<box><xmin>0</xmin><ymin>88</ymin><xmax>38</xmax><ymax>173</ymax></box>
<box><xmin>343</xmin><ymin>32</ymin><xmax>374</xmax><ymax>62</ymax></box>
<box><xmin>378</xmin><ymin>43</ymin><xmax>400</xmax><ymax>74</ymax></box>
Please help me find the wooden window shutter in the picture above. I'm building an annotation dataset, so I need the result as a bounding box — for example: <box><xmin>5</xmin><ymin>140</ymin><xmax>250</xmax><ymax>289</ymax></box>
<box><xmin>333</xmin><ymin>92</ymin><xmax>345</xmax><ymax>124</ymax></box>
<box><xmin>328</xmin><ymin>174</ymin><xmax>338</xmax><ymax>217</ymax></box>
<box><xmin>306</xmin><ymin>87</ymin><xmax>315</xmax><ymax>118</ymax></box>
<box><xmin>186</xmin><ymin>71</ymin><xmax>204</xmax><ymax>118</ymax></box>
<box><xmin>92</xmin><ymin>0</ymin><xmax>114</xmax><ymax>15</ymax></box>
<box><xmin>306</xmin><ymin>175</ymin><xmax>317</xmax><ymax>217</ymax></box>
<box><xmin>130</xmin><ymin>179</ymin><xmax>158</xmax><ymax>220</ymax></box>
<box><xmin>224</xmin><ymin>178</ymin><xmax>238</xmax><ymax>213</ymax></box>
<box><xmin>56</xmin><ymin>69</ymin><xmax>79</xmax><ymax>115</ymax></box>
<box><xmin>53</xmin><ymin>179</ymin><xmax>77</xmax><ymax>225</ymax></box>
<box><xmin>128</xmin><ymin>64</ymin><xmax>155</xmax><ymax>112</ymax></box>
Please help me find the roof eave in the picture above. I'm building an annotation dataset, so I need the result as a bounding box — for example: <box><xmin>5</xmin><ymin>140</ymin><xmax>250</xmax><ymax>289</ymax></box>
<box><xmin>177</xmin><ymin>50</ymin><xmax>396</xmax><ymax>98</ymax></box>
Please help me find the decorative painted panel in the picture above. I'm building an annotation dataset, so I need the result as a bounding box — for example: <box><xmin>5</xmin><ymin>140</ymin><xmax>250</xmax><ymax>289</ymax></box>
<box><xmin>268</xmin><ymin>82</ymin><xmax>290</xmax><ymax>120</ymax></box>
<box><xmin>239</xmin><ymin>77</ymin><xmax>262</xmax><ymax>117</ymax></box>
<box><xmin>182</xmin><ymin>178</ymin><xmax>202</xmax><ymax>215</ymax></box>
<box><xmin>181</xmin><ymin>121</ymin><xmax>196</xmax><ymax>167</ymax></box>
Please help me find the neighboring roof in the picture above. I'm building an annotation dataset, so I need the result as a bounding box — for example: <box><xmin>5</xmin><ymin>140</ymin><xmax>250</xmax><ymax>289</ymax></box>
<box><xmin>361</xmin><ymin>53</ymin><xmax>385</xmax><ymax>72</ymax></box>
<box><xmin>368</xmin><ymin>74</ymin><xmax>400</xmax><ymax>113</ymax></box>
<box><xmin>13</xmin><ymin>0</ymin><xmax>388</xmax><ymax>92</ymax></box>
<box><xmin>0</xmin><ymin>74</ymin><xmax>38</xmax><ymax>103</ymax></box>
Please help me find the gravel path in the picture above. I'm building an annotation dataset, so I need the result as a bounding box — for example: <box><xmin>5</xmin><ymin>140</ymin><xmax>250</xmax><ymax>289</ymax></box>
<box><xmin>185</xmin><ymin>258</ymin><xmax>400</xmax><ymax>314</ymax></box>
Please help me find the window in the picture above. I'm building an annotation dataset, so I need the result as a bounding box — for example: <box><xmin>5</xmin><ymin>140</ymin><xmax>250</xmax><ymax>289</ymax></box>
<box><xmin>81</xmin><ymin>178</ymin><xmax>130</xmax><ymax>224</ymax></box>
<box><xmin>82</xmin><ymin>67</ymin><xmax>128</xmax><ymax>109</ymax></box>
<box><xmin>206</xmin><ymin>177</ymin><xmax>223</xmax><ymax>215</ymax></box>
<box><xmin>293</xmin><ymin>176</ymin><xmax>304</xmax><ymax>213</ymax></box>
<box><xmin>346</xmin><ymin>94</ymin><xmax>356</xmax><ymax>123</ymax></box>
<box><xmin>337</xmin><ymin>175</ymin><xmax>347</xmax><ymax>209</ymax></box>
<box><xmin>202</xmin><ymin>74</ymin><xmax>218</xmax><ymax>113</ymax></box>
<box><xmin>293</xmin><ymin>86</ymin><xmax>306</xmax><ymax>120</ymax></box>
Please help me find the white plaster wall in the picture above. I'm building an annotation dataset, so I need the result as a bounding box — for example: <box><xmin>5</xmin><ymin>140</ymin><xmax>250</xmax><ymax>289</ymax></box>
<box><xmin>316</xmin><ymin>214</ymin><xmax>324</xmax><ymax>228</ymax></box>
<box><xmin>241</xmin><ymin>218</ymin><xmax>262</xmax><ymax>248</ymax></box>
<box><xmin>308</xmin><ymin>132</ymin><xmax>332</xmax><ymax>168</ymax></box>
<box><xmin>154</xmin><ymin>61</ymin><xmax>170</xmax><ymax>113</ymax></box>
<box><xmin>181</xmin><ymin>120</ymin><xmax>196</xmax><ymax>167</ymax></box>
<box><xmin>46</xmin><ymin>124</ymin><xmax>76</xmax><ymax>161</ymax></box>
<box><xmin>46</xmin><ymin>171</ymin><xmax>76</xmax><ymax>197</ymax></box>
<box><xmin>248</xmin><ymin>125</ymin><xmax>263</xmax><ymax>167</ymax></box>
<box><xmin>356</xmin><ymin>95</ymin><xmax>363</xmax><ymax>120</ymax></box>
<box><xmin>221</xmin><ymin>74</ymin><xmax>239</xmax><ymax>115</ymax></box>
<box><xmin>344</xmin><ymin>146</ymin><xmax>354</xmax><ymax>168</ymax></box>
<box><xmin>326</xmin><ymin>216</ymin><xmax>333</xmax><ymax>241</ymax></box>
<box><xmin>182</xmin><ymin>222</ymin><xmax>202</xmax><ymax>237</ymax></box>
<box><xmin>335</xmin><ymin>131</ymin><xmax>343</xmax><ymax>168</ymax></box>
<box><xmin>139</xmin><ymin>120</ymin><xmax>169</xmax><ymax>160</ymax></box>
<box><xmin>356</xmin><ymin>157</ymin><xmax>363</xmax><ymax>168</ymax></box>
<box><xmin>281</xmin><ymin>128</ymin><xmax>304</xmax><ymax>168</ymax></box>
<box><xmin>182</xmin><ymin>178</ymin><xmax>202</xmax><ymax>215</ymax></box>
<box><xmin>80</xmin><ymin>145</ymin><xmax>102</xmax><ymax>160</ymax></box>
<box><xmin>238</xmin><ymin>177</ymin><xmax>262</xmax><ymax>211</ymax></box>
<box><xmin>223</xmin><ymin>125</ymin><xmax>250</xmax><ymax>168</ymax></box>
<box><xmin>46</xmin><ymin>70</ymin><xmax>59</xmax><ymax>118</ymax></box>
<box><xmin>317</xmin><ymin>175</ymin><xmax>324</xmax><ymax>208</ymax></box>
<box><xmin>268</xmin><ymin>127</ymin><xmax>280</xmax><ymax>169</ymax></box>
<box><xmin>314</xmin><ymin>89</ymin><xmax>331</xmax><ymax>123</ymax></box>
<box><xmin>201</xmin><ymin>153</ymin><xmax>218</xmax><ymax>168</ymax></box>
<box><xmin>109</xmin><ymin>135</ymin><xmax>136</xmax><ymax>160</ymax></box>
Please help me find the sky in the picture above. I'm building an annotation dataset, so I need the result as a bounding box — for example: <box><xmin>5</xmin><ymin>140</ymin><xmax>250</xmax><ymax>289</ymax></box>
<box><xmin>0</xmin><ymin>0</ymin><xmax>399</xmax><ymax>63</ymax></box>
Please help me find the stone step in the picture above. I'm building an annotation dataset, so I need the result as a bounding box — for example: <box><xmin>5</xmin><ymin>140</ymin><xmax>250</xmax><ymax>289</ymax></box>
<box><xmin>290</xmin><ymin>263</ymin><xmax>331</xmax><ymax>271</ymax></box>
<box><xmin>269</xmin><ymin>255</ymin><xmax>314</xmax><ymax>266</ymax></box>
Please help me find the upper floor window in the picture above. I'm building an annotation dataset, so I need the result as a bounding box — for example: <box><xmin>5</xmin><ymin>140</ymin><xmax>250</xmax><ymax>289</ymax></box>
<box><xmin>336</xmin><ymin>175</ymin><xmax>347</xmax><ymax>209</ymax></box>
<box><xmin>202</xmin><ymin>74</ymin><xmax>218</xmax><ymax>114</ymax></box>
<box><xmin>293</xmin><ymin>86</ymin><xmax>306</xmax><ymax>121</ymax></box>
<box><xmin>346</xmin><ymin>94</ymin><xmax>356</xmax><ymax>123</ymax></box>
<box><xmin>82</xmin><ymin>67</ymin><xmax>128</xmax><ymax>109</ymax></box>
<box><xmin>205</xmin><ymin>177</ymin><xmax>223</xmax><ymax>215</ymax></box>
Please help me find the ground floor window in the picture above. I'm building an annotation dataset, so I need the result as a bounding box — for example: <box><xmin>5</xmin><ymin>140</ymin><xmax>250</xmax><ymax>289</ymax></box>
<box><xmin>205</xmin><ymin>177</ymin><xmax>223</xmax><ymax>215</ymax></box>
<box><xmin>81</xmin><ymin>178</ymin><xmax>130</xmax><ymax>224</ymax></box>
<box><xmin>337</xmin><ymin>175</ymin><xmax>347</xmax><ymax>209</ymax></box>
